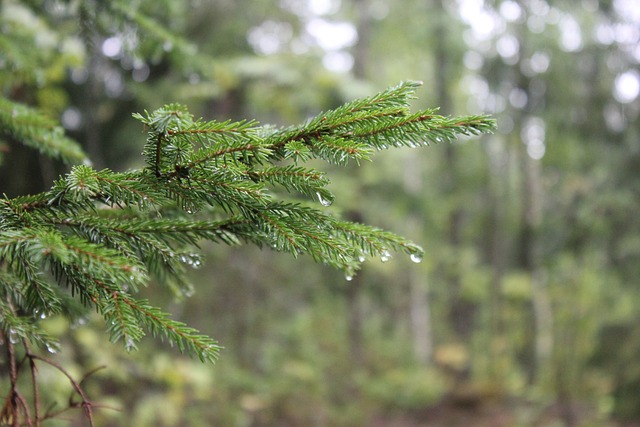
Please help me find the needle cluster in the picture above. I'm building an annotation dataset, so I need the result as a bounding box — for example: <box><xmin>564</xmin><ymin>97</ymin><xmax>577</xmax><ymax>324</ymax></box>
<box><xmin>0</xmin><ymin>81</ymin><xmax>495</xmax><ymax>363</ymax></box>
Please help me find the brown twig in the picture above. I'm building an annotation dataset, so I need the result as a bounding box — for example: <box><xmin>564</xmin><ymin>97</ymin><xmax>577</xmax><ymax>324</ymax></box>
<box><xmin>4</xmin><ymin>330</ymin><xmax>20</xmax><ymax>427</ymax></box>
<box><xmin>23</xmin><ymin>340</ymin><xmax>40</xmax><ymax>427</ymax></box>
<box><xmin>26</xmin><ymin>354</ymin><xmax>96</xmax><ymax>427</ymax></box>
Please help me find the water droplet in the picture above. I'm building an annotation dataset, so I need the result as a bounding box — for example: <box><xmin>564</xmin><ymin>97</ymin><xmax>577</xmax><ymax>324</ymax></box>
<box><xmin>380</xmin><ymin>250</ymin><xmax>391</xmax><ymax>263</ymax></box>
<box><xmin>46</xmin><ymin>344</ymin><xmax>59</xmax><ymax>354</ymax></box>
<box><xmin>125</xmin><ymin>337</ymin><xmax>136</xmax><ymax>351</ymax></box>
<box><xmin>71</xmin><ymin>317</ymin><xmax>88</xmax><ymax>329</ymax></box>
<box><xmin>345</xmin><ymin>274</ymin><xmax>353</xmax><ymax>281</ymax></box>
<box><xmin>40</xmin><ymin>312</ymin><xmax>47</xmax><ymax>319</ymax></box>
<box><xmin>358</xmin><ymin>255</ymin><xmax>366</xmax><ymax>263</ymax></box>
<box><xmin>410</xmin><ymin>253</ymin><xmax>423</xmax><ymax>264</ymax></box>
<box><xmin>316</xmin><ymin>192</ymin><xmax>332</xmax><ymax>207</ymax></box>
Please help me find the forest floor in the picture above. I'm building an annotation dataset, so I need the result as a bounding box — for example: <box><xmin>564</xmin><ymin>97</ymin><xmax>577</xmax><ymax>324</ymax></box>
<box><xmin>369</xmin><ymin>394</ymin><xmax>637</xmax><ymax>427</ymax></box>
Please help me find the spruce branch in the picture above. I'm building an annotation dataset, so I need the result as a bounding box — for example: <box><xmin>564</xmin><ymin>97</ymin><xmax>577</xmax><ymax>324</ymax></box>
<box><xmin>114</xmin><ymin>295</ymin><xmax>221</xmax><ymax>362</ymax></box>
<box><xmin>262</xmin><ymin>81</ymin><xmax>494</xmax><ymax>164</ymax></box>
<box><xmin>1</xmin><ymin>81</ymin><xmax>495</xmax><ymax>364</ymax></box>
<box><xmin>0</xmin><ymin>98</ymin><xmax>88</xmax><ymax>165</ymax></box>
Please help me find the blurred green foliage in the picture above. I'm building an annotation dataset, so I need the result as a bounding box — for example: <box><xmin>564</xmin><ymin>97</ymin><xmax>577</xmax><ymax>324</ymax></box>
<box><xmin>1</xmin><ymin>0</ymin><xmax>640</xmax><ymax>425</ymax></box>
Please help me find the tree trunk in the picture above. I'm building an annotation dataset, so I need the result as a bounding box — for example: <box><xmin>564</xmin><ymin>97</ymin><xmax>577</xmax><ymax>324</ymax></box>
<box><xmin>345</xmin><ymin>272</ymin><xmax>366</xmax><ymax>367</ymax></box>
<box><xmin>409</xmin><ymin>266</ymin><xmax>433</xmax><ymax>364</ymax></box>
<box><xmin>511</xmin><ymin>0</ymin><xmax>553</xmax><ymax>387</ymax></box>
<box><xmin>433</xmin><ymin>0</ymin><xmax>474</xmax><ymax>344</ymax></box>
<box><xmin>403</xmin><ymin>134</ymin><xmax>433</xmax><ymax>364</ymax></box>
<box><xmin>484</xmin><ymin>137</ymin><xmax>508</xmax><ymax>379</ymax></box>
<box><xmin>352</xmin><ymin>0</ymin><xmax>372</xmax><ymax>80</ymax></box>
<box><xmin>341</xmin><ymin>0</ymin><xmax>372</xmax><ymax>371</ymax></box>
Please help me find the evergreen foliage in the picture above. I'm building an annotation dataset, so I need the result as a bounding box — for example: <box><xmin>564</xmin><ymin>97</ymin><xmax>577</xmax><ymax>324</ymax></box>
<box><xmin>0</xmin><ymin>98</ymin><xmax>87</xmax><ymax>165</ymax></box>
<box><xmin>0</xmin><ymin>81</ymin><xmax>494</xmax><ymax>365</ymax></box>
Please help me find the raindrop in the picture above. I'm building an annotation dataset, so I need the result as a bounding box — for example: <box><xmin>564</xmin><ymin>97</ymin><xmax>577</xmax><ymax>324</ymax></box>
<box><xmin>380</xmin><ymin>250</ymin><xmax>391</xmax><ymax>263</ymax></box>
<box><xmin>410</xmin><ymin>253</ymin><xmax>423</xmax><ymax>264</ymax></box>
<box><xmin>345</xmin><ymin>273</ymin><xmax>354</xmax><ymax>281</ymax></box>
<box><xmin>72</xmin><ymin>317</ymin><xmax>88</xmax><ymax>329</ymax></box>
<box><xmin>46</xmin><ymin>344</ymin><xmax>58</xmax><ymax>354</ymax></box>
<box><xmin>40</xmin><ymin>312</ymin><xmax>47</xmax><ymax>319</ymax></box>
<box><xmin>125</xmin><ymin>337</ymin><xmax>136</xmax><ymax>351</ymax></box>
<box><xmin>316</xmin><ymin>192</ymin><xmax>332</xmax><ymax>207</ymax></box>
<box><xmin>358</xmin><ymin>255</ymin><xmax>366</xmax><ymax>263</ymax></box>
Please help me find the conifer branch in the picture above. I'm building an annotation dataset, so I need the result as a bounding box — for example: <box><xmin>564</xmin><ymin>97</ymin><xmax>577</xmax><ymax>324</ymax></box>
<box><xmin>1</xmin><ymin>80</ymin><xmax>495</xmax><ymax>365</ymax></box>
<box><xmin>0</xmin><ymin>98</ymin><xmax>88</xmax><ymax>165</ymax></box>
<box><xmin>262</xmin><ymin>81</ymin><xmax>493</xmax><ymax>164</ymax></box>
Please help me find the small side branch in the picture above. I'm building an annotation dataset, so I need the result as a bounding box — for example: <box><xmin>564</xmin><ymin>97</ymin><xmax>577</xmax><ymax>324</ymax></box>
<box><xmin>26</xmin><ymin>353</ymin><xmax>97</xmax><ymax>427</ymax></box>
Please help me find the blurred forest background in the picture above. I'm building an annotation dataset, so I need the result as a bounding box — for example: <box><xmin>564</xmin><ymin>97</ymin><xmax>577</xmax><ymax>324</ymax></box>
<box><xmin>1</xmin><ymin>0</ymin><xmax>639</xmax><ymax>425</ymax></box>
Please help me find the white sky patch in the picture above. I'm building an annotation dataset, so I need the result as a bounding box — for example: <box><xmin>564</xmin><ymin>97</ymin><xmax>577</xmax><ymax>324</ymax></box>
<box><xmin>509</xmin><ymin>87</ymin><xmax>528</xmax><ymax>109</ymax></box>
<box><xmin>614</xmin><ymin>70</ymin><xmax>640</xmax><ymax>103</ymax></box>
<box><xmin>247</xmin><ymin>20</ymin><xmax>293</xmax><ymax>55</ymax></box>
<box><xmin>497</xmin><ymin>34</ymin><xmax>519</xmax><ymax>59</ymax></box>
<box><xmin>594</xmin><ymin>22</ymin><xmax>615</xmax><ymax>45</ymax></box>
<box><xmin>559</xmin><ymin>15</ymin><xmax>583</xmax><ymax>52</ymax></box>
<box><xmin>614</xmin><ymin>22</ymin><xmax>640</xmax><ymax>45</ymax></box>
<box><xmin>633</xmin><ymin>43</ymin><xmax>640</xmax><ymax>63</ymax></box>
<box><xmin>306</xmin><ymin>18</ymin><xmax>357</xmax><ymax>51</ymax></box>
<box><xmin>614</xmin><ymin>0</ymin><xmax>640</xmax><ymax>25</ymax></box>
<box><xmin>529</xmin><ymin>51</ymin><xmax>550</xmax><ymax>73</ymax></box>
<box><xmin>61</xmin><ymin>107</ymin><xmax>82</xmax><ymax>130</ymax></box>
<box><xmin>102</xmin><ymin>36</ymin><xmax>122</xmax><ymax>58</ymax></box>
<box><xmin>308</xmin><ymin>0</ymin><xmax>340</xmax><ymax>15</ymax></box>
<box><xmin>522</xmin><ymin>116</ymin><xmax>546</xmax><ymax>160</ymax></box>
<box><xmin>499</xmin><ymin>1</ymin><xmax>522</xmax><ymax>22</ymax></box>
<box><xmin>323</xmin><ymin>51</ymin><xmax>353</xmax><ymax>73</ymax></box>
<box><xmin>458</xmin><ymin>0</ymin><xmax>501</xmax><ymax>40</ymax></box>
<box><xmin>604</xmin><ymin>103</ymin><xmax>626</xmax><ymax>132</ymax></box>
<box><xmin>529</xmin><ymin>0</ymin><xmax>550</xmax><ymax>17</ymax></box>
<box><xmin>463</xmin><ymin>50</ymin><xmax>484</xmax><ymax>70</ymax></box>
